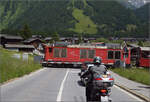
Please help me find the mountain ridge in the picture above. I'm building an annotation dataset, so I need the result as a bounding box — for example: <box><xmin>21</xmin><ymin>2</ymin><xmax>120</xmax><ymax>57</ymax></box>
<box><xmin>116</xmin><ymin>0</ymin><xmax>149</xmax><ymax>9</ymax></box>
<box><xmin>0</xmin><ymin>0</ymin><xmax>148</xmax><ymax>38</ymax></box>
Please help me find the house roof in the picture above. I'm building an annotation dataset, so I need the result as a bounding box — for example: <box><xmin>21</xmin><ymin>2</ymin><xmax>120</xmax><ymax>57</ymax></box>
<box><xmin>73</xmin><ymin>37</ymin><xmax>79</xmax><ymax>40</ymax></box>
<box><xmin>59</xmin><ymin>37</ymin><xmax>66</xmax><ymax>40</ymax></box>
<box><xmin>23</xmin><ymin>38</ymin><xmax>42</xmax><ymax>43</ymax></box>
<box><xmin>32</xmin><ymin>35</ymin><xmax>43</xmax><ymax>38</ymax></box>
<box><xmin>87</xmin><ymin>38</ymin><xmax>96</xmax><ymax>40</ymax></box>
<box><xmin>0</xmin><ymin>34</ymin><xmax>23</xmax><ymax>40</ymax></box>
<box><xmin>44</xmin><ymin>37</ymin><xmax>52</xmax><ymax>41</ymax></box>
<box><xmin>5</xmin><ymin>44</ymin><xmax>34</xmax><ymax>49</ymax></box>
<box><xmin>120</xmin><ymin>37</ymin><xmax>136</xmax><ymax>40</ymax></box>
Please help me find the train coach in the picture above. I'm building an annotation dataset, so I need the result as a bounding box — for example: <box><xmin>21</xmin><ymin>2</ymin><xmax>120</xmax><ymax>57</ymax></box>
<box><xmin>131</xmin><ymin>46</ymin><xmax>150</xmax><ymax>68</ymax></box>
<box><xmin>42</xmin><ymin>42</ymin><xmax>131</xmax><ymax>67</ymax></box>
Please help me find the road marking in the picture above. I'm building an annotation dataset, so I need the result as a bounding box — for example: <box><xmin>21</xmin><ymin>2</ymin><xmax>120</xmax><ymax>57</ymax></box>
<box><xmin>57</xmin><ymin>69</ymin><xmax>69</xmax><ymax>101</ymax></box>
<box><xmin>114</xmin><ymin>85</ymin><xmax>143</xmax><ymax>102</ymax></box>
<box><xmin>70</xmin><ymin>70</ymin><xmax>80</xmax><ymax>74</ymax></box>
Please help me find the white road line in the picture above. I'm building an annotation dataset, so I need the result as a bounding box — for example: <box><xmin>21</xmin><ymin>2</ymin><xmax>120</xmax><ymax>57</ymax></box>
<box><xmin>114</xmin><ymin>85</ymin><xmax>144</xmax><ymax>102</ymax></box>
<box><xmin>57</xmin><ymin>69</ymin><xmax>69</xmax><ymax>101</ymax></box>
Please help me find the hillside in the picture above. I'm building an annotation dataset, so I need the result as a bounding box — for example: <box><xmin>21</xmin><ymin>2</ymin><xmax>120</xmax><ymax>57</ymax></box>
<box><xmin>135</xmin><ymin>3</ymin><xmax>149</xmax><ymax>22</ymax></box>
<box><xmin>134</xmin><ymin>3</ymin><xmax>149</xmax><ymax>38</ymax></box>
<box><xmin>0</xmin><ymin>0</ymin><xmax>74</xmax><ymax>35</ymax></box>
<box><xmin>0</xmin><ymin>0</ymin><xmax>148</xmax><ymax>37</ymax></box>
<box><xmin>116</xmin><ymin>0</ymin><xmax>149</xmax><ymax>9</ymax></box>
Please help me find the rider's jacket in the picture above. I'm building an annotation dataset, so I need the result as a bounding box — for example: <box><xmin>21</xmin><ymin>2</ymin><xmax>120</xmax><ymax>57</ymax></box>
<box><xmin>81</xmin><ymin>64</ymin><xmax>107</xmax><ymax>84</ymax></box>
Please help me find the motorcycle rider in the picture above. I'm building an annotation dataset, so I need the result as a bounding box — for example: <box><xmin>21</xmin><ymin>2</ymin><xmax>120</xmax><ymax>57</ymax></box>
<box><xmin>81</xmin><ymin>56</ymin><xmax>107</xmax><ymax>101</ymax></box>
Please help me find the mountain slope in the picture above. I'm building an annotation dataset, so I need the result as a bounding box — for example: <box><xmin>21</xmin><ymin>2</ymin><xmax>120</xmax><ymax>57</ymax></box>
<box><xmin>0</xmin><ymin>0</ymin><xmax>148</xmax><ymax>37</ymax></box>
<box><xmin>0</xmin><ymin>1</ymin><xmax>26</xmax><ymax>30</ymax></box>
<box><xmin>116</xmin><ymin>0</ymin><xmax>149</xmax><ymax>9</ymax></box>
<box><xmin>70</xmin><ymin>8</ymin><xmax>98</xmax><ymax>34</ymax></box>
<box><xmin>0</xmin><ymin>0</ymin><xmax>74</xmax><ymax>34</ymax></box>
<box><xmin>135</xmin><ymin>3</ymin><xmax>149</xmax><ymax>22</ymax></box>
<box><xmin>134</xmin><ymin>3</ymin><xmax>149</xmax><ymax>38</ymax></box>
<box><xmin>85</xmin><ymin>0</ymin><xmax>141</xmax><ymax>37</ymax></box>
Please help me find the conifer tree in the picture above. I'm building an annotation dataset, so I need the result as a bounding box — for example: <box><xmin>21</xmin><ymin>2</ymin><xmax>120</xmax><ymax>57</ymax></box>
<box><xmin>20</xmin><ymin>24</ymin><xmax>32</xmax><ymax>39</ymax></box>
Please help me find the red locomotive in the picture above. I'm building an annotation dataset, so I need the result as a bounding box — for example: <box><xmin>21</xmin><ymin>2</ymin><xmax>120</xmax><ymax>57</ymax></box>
<box><xmin>42</xmin><ymin>42</ymin><xmax>131</xmax><ymax>67</ymax></box>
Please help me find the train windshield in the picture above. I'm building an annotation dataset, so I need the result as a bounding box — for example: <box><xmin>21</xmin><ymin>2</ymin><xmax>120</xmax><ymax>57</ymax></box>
<box><xmin>141</xmin><ymin>51</ymin><xmax>150</xmax><ymax>59</ymax></box>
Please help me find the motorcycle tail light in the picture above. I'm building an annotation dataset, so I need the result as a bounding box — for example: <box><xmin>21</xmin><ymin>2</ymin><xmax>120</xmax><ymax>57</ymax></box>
<box><xmin>100</xmin><ymin>89</ymin><xmax>107</xmax><ymax>93</ymax></box>
<box><xmin>109</xmin><ymin>78</ymin><xmax>114</xmax><ymax>80</ymax></box>
<box><xmin>95</xmin><ymin>78</ymin><xmax>102</xmax><ymax>80</ymax></box>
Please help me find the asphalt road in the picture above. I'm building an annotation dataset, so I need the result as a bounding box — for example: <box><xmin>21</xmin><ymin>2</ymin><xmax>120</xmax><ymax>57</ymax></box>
<box><xmin>1</xmin><ymin>68</ymin><xmax>144</xmax><ymax>102</ymax></box>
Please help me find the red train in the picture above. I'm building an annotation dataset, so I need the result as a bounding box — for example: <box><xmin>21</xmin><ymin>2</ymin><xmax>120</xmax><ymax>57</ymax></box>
<box><xmin>131</xmin><ymin>47</ymin><xmax>150</xmax><ymax>68</ymax></box>
<box><xmin>42</xmin><ymin>42</ymin><xmax>131</xmax><ymax>67</ymax></box>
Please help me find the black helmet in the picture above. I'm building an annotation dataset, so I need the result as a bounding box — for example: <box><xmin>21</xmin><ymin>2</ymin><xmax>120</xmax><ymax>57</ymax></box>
<box><xmin>93</xmin><ymin>56</ymin><xmax>101</xmax><ymax>64</ymax></box>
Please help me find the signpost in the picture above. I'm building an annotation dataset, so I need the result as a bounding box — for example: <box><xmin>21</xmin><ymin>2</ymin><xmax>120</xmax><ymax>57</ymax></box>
<box><xmin>122</xmin><ymin>41</ymin><xmax>128</xmax><ymax>68</ymax></box>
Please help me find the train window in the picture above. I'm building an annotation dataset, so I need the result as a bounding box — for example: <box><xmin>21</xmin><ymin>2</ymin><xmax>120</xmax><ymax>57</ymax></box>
<box><xmin>123</xmin><ymin>53</ymin><xmax>128</xmax><ymax>58</ymax></box>
<box><xmin>142</xmin><ymin>51</ymin><xmax>150</xmax><ymax>59</ymax></box>
<box><xmin>49</xmin><ymin>48</ymin><xmax>52</xmax><ymax>53</ymax></box>
<box><xmin>115</xmin><ymin>51</ymin><xmax>121</xmax><ymax>59</ymax></box>
<box><xmin>80</xmin><ymin>49</ymin><xmax>87</xmax><ymax>59</ymax></box>
<box><xmin>61</xmin><ymin>48</ymin><xmax>67</xmax><ymax>58</ymax></box>
<box><xmin>108</xmin><ymin>51</ymin><xmax>114</xmax><ymax>59</ymax></box>
<box><xmin>88</xmin><ymin>50</ymin><xmax>95</xmax><ymax>58</ymax></box>
<box><xmin>54</xmin><ymin>48</ymin><xmax>60</xmax><ymax>58</ymax></box>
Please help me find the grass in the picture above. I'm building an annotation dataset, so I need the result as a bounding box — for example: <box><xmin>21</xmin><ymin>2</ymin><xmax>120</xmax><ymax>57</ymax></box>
<box><xmin>0</xmin><ymin>47</ymin><xmax>41</xmax><ymax>83</ymax></box>
<box><xmin>83</xmin><ymin>0</ymin><xmax>87</xmax><ymax>8</ymax></box>
<box><xmin>142</xmin><ymin>41</ymin><xmax>150</xmax><ymax>47</ymax></box>
<box><xmin>70</xmin><ymin>8</ymin><xmax>98</xmax><ymax>34</ymax></box>
<box><xmin>127</xmin><ymin>41</ymin><xmax>150</xmax><ymax>47</ymax></box>
<box><xmin>111</xmin><ymin>68</ymin><xmax>150</xmax><ymax>85</ymax></box>
<box><xmin>92</xmin><ymin>38</ymin><xmax>124</xmax><ymax>43</ymax></box>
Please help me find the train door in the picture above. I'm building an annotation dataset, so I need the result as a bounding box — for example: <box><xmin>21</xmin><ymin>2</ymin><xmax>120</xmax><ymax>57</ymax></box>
<box><xmin>139</xmin><ymin>50</ymin><xmax>150</xmax><ymax>67</ymax></box>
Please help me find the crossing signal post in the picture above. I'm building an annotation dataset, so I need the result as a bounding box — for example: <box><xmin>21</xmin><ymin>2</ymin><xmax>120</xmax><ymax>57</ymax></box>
<box><xmin>122</xmin><ymin>41</ymin><xmax>128</xmax><ymax>68</ymax></box>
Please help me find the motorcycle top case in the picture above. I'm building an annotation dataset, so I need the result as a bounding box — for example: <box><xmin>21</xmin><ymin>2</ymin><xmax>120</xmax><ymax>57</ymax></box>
<box><xmin>92</xmin><ymin>75</ymin><xmax>114</xmax><ymax>89</ymax></box>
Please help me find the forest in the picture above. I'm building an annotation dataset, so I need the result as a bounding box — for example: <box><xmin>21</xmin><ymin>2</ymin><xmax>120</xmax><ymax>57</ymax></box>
<box><xmin>0</xmin><ymin>0</ymin><xmax>149</xmax><ymax>38</ymax></box>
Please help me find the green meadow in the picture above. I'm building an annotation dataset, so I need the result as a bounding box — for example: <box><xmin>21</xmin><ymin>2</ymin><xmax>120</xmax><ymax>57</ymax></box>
<box><xmin>0</xmin><ymin>47</ymin><xmax>41</xmax><ymax>83</ymax></box>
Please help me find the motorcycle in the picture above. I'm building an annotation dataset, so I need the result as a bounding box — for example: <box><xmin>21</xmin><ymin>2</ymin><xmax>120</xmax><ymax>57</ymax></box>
<box><xmin>91</xmin><ymin>74</ymin><xmax>114</xmax><ymax>102</ymax></box>
<box><xmin>78</xmin><ymin>63</ymin><xmax>94</xmax><ymax>86</ymax></box>
<box><xmin>78</xmin><ymin>63</ymin><xmax>114</xmax><ymax>102</ymax></box>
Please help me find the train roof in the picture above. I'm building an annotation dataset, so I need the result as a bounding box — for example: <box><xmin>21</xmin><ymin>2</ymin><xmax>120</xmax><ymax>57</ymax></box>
<box><xmin>140</xmin><ymin>47</ymin><xmax>150</xmax><ymax>51</ymax></box>
<box><xmin>68</xmin><ymin>44</ymin><xmax>107</xmax><ymax>49</ymax></box>
<box><xmin>68</xmin><ymin>43</ymin><xmax>121</xmax><ymax>49</ymax></box>
<box><xmin>45</xmin><ymin>42</ymin><xmax>122</xmax><ymax>49</ymax></box>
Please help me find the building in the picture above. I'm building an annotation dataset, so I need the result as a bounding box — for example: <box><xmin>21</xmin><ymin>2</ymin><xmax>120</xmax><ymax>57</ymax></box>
<box><xmin>120</xmin><ymin>37</ymin><xmax>137</xmax><ymax>42</ymax></box>
<box><xmin>4</xmin><ymin>44</ymin><xmax>34</xmax><ymax>52</ymax></box>
<box><xmin>44</xmin><ymin>37</ymin><xmax>52</xmax><ymax>43</ymax></box>
<box><xmin>0</xmin><ymin>34</ymin><xmax>23</xmax><ymax>47</ymax></box>
<box><xmin>23</xmin><ymin>38</ymin><xmax>43</xmax><ymax>48</ymax></box>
